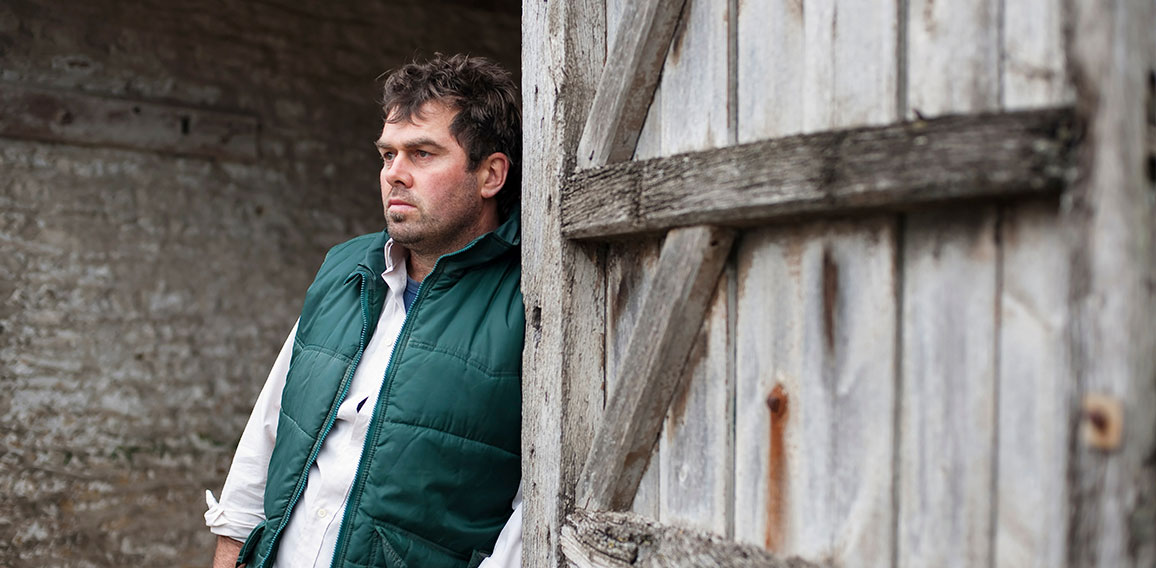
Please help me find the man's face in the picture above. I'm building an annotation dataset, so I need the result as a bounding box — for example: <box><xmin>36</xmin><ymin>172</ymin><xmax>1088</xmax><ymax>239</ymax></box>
<box><xmin>376</xmin><ymin>102</ymin><xmax>494</xmax><ymax>256</ymax></box>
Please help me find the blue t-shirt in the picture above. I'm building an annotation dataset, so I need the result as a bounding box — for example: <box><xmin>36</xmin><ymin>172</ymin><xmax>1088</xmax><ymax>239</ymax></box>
<box><xmin>403</xmin><ymin>276</ymin><xmax>420</xmax><ymax>312</ymax></box>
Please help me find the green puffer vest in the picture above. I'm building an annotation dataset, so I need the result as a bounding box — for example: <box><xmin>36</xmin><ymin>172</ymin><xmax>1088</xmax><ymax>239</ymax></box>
<box><xmin>238</xmin><ymin>214</ymin><xmax>523</xmax><ymax>568</ymax></box>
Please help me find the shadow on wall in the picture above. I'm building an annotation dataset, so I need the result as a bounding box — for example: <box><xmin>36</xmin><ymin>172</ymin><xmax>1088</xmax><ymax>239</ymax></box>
<box><xmin>0</xmin><ymin>0</ymin><xmax>519</xmax><ymax>565</ymax></box>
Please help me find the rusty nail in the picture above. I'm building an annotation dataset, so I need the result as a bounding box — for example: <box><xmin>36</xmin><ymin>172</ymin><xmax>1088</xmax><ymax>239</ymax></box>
<box><xmin>766</xmin><ymin>385</ymin><xmax>787</xmax><ymax>417</ymax></box>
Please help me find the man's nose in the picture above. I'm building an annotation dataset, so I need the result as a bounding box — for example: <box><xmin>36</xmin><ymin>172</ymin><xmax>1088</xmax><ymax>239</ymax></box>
<box><xmin>383</xmin><ymin>156</ymin><xmax>412</xmax><ymax>187</ymax></box>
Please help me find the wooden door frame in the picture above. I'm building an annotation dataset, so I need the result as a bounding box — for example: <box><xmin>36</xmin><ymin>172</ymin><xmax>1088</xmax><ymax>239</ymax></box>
<box><xmin>522</xmin><ymin>0</ymin><xmax>1155</xmax><ymax>566</ymax></box>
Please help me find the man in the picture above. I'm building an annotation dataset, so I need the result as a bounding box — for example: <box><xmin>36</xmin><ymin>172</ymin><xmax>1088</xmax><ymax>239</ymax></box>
<box><xmin>205</xmin><ymin>54</ymin><xmax>524</xmax><ymax>568</ymax></box>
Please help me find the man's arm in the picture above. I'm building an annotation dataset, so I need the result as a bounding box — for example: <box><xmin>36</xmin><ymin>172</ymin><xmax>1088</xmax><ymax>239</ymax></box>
<box><xmin>212</xmin><ymin>536</ymin><xmax>244</xmax><ymax>568</ymax></box>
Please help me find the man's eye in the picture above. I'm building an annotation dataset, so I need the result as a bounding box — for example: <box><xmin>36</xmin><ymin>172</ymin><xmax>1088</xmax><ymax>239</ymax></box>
<box><xmin>381</xmin><ymin>152</ymin><xmax>394</xmax><ymax>161</ymax></box>
<box><xmin>415</xmin><ymin>150</ymin><xmax>431</xmax><ymax>158</ymax></box>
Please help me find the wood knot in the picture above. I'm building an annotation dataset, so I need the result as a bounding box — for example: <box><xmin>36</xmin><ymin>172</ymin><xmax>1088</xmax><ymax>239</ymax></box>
<box><xmin>1081</xmin><ymin>393</ymin><xmax>1123</xmax><ymax>451</ymax></box>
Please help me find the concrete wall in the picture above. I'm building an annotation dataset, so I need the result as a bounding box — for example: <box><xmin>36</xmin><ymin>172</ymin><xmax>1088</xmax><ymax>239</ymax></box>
<box><xmin>0</xmin><ymin>1</ymin><xmax>520</xmax><ymax>565</ymax></box>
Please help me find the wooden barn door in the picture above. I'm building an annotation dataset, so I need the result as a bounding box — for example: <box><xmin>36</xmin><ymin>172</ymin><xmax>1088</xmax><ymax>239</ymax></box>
<box><xmin>521</xmin><ymin>0</ymin><xmax>1155</xmax><ymax>567</ymax></box>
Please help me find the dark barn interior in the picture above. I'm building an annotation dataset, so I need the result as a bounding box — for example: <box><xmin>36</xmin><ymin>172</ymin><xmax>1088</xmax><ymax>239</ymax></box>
<box><xmin>0</xmin><ymin>1</ymin><xmax>520</xmax><ymax>564</ymax></box>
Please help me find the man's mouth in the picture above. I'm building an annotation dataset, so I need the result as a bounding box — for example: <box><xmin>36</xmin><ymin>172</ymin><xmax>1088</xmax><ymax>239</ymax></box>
<box><xmin>388</xmin><ymin>199</ymin><xmax>416</xmax><ymax>211</ymax></box>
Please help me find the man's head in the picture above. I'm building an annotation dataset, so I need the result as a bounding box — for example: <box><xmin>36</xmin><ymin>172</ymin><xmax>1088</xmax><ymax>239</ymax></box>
<box><xmin>379</xmin><ymin>54</ymin><xmax>521</xmax><ymax>219</ymax></box>
<box><xmin>376</xmin><ymin>55</ymin><xmax>520</xmax><ymax>271</ymax></box>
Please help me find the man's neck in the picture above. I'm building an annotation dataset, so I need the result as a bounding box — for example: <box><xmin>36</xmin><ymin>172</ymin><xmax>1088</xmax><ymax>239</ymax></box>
<box><xmin>404</xmin><ymin>211</ymin><xmax>501</xmax><ymax>282</ymax></box>
<box><xmin>407</xmin><ymin>252</ymin><xmax>437</xmax><ymax>282</ymax></box>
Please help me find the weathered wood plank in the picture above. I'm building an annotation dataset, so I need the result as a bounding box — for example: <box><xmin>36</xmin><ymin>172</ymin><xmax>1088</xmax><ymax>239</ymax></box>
<box><xmin>735</xmin><ymin>0</ymin><xmax>804</xmax><ymax>140</ymax></box>
<box><xmin>647</xmin><ymin>0</ymin><xmax>730</xmax><ymax>157</ymax></box>
<box><xmin>732</xmin><ymin>219</ymin><xmax>898</xmax><ymax>564</ymax></box>
<box><xmin>906</xmin><ymin>0</ymin><xmax>1000</xmax><ymax>118</ymax></box>
<box><xmin>1003</xmin><ymin>0</ymin><xmax>1072</xmax><ymax>109</ymax></box>
<box><xmin>732</xmin><ymin>5</ymin><xmax>900</xmax><ymax>565</ymax></box>
<box><xmin>574</xmin><ymin>0</ymin><xmax>687</xmax><ymax>168</ymax></box>
<box><xmin>576</xmin><ymin>226</ymin><xmax>734</xmax><ymax>512</ymax></box>
<box><xmin>993</xmin><ymin>0</ymin><xmax>1073</xmax><ymax>565</ymax></box>
<box><xmin>561</xmin><ymin>108</ymin><xmax>1075</xmax><ymax>240</ymax></box>
<box><xmin>898</xmin><ymin>4</ymin><xmax>1003</xmax><ymax>564</ymax></box>
<box><xmin>1064</xmin><ymin>0</ymin><xmax>1156</xmax><ymax>565</ymax></box>
<box><xmin>659</xmin><ymin>272</ymin><xmax>732</xmax><ymax>532</ymax></box>
<box><xmin>0</xmin><ymin>83</ymin><xmax>258</xmax><ymax>160</ymax></box>
<box><xmin>994</xmin><ymin>199</ymin><xmax>1070</xmax><ymax>568</ymax></box>
<box><xmin>561</xmin><ymin>509</ymin><xmax>820</xmax><ymax>568</ymax></box>
<box><xmin>522</xmin><ymin>0</ymin><xmax>606</xmax><ymax>566</ymax></box>
<box><xmin>737</xmin><ymin>0</ymin><xmax>897</xmax><ymax>141</ymax></box>
<box><xmin>898</xmin><ymin>209</ymin><xmax>999</xmax><ymax>568</ymax></box>
<box><xmin>637</xmin><ymin>0</ymin><xmax>735</xmax><ymax>534</ymax></box>
<box><xmin>604</xmin><ymin>0</ymin><xmax>663</xmax><ymax>519</ymax></box>
<box><xmin>603</xmin><ymin>238</ymin><xmax>664</xmax><ymax>518</ymax></box>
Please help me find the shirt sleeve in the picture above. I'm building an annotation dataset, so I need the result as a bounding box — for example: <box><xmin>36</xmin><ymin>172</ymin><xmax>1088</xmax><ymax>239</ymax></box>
<box><xmin>204</xmin><ymin>321</ymin><xmax>298</xmax><ymax>541</ymax></box>
<box><xmin>478</xmin><ymin>482</ymin><xmax>522</xmax><ymax>568</ymax></box>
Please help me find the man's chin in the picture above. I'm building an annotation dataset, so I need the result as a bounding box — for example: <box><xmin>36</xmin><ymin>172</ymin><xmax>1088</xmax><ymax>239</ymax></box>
<box><xmin>385</xmin><ymin>220</ymin><xmax>419</xmax><ymax>243</ymax></box>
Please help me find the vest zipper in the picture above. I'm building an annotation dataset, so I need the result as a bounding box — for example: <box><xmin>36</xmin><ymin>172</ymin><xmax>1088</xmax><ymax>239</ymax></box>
<box><xmin>257</xmin><ymin>271</ymin><xmax>374</xmax><ymax>568</ymax></box>
<box><xmin>329</xmin><ymin>237</ymin><xmax>487</xmax><ymax>567</ymax></box>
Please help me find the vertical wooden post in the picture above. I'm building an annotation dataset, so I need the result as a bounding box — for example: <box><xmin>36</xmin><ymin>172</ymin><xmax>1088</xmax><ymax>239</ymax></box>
<box><xmin>522</xmin><ymin>0</ymin><xmax>606</xmax><ymax>566</ymax></box>
<box><xmin>1064</xmin><ymin>0</ymin><xmax>1156</xmax><ymax>565</ymax></box>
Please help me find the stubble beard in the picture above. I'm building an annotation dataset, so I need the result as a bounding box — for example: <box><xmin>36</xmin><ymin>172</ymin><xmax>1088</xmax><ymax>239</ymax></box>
<box><xmin>385</xmin><ymin>186</ymin><xmax>484</xmax><ymax>258</ymax></box>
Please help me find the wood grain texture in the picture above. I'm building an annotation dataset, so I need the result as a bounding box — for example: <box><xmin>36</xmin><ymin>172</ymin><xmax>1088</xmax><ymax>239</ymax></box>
<box><xmin>897</xmin><ymin>4</ymin><xmax>1005</xmax><ymax>564</ymax></box>
<box><xmin>1064</xmin><ymin>0</ymin><xmax>1156</xmax><ymax>566</ymax></box>
<box><xmin>659</xmin><ymin>272</ymin><xmax>732</xmax><ymax>533</ymax></box>
<box><xmin>632</xmin><ymin>0</ymin><xmax>735</xmax><ymax>534</ymax></box>
<box><xmin>994</xmin><ymin>200</ymin><xmax>1071</xmax><ymax>568</ymax></box>
<box><xmin>0</xmin><ymin>83</ymin><xmax>258</xmax><ymax>160</ymax></box>
<box><xmin>561</xmin><ymin>509</ymin><xmax>821</xmax><ymax>568</ymax></box>
<box><xmin>737</xmin><ymin>0</ymin><xmax>898</xmax><ymax>141</ymax></box>
<box><xmin>563</xmin><ymin>108</ymin><xmax>1075</xmax><ymax>240</ymax></box>
<box><xmin>1002</xmin><ymin>0</ymin><xmax>1072</xmax><ymax>109</ymax></box>
<box><xmin>604</xmin><ymin>0</ymin><xmax>663</xmax><ymax>518</ymax></box>
<box><xmin>732</xmin><ymin>5</ymin><xmax>901</xmax><ymax>565</ymax></box>
<box><xmin>638</xmin><ymin>0</ymin><xmax>731</xmax><ymax>158</ymax></box>
<box><xmin>898</xmin><ymin>209</ymin><xmax>999</xmax><ymax>568</ymax></box>
<box><xmin>993</xmin><ymin>1</ymin><xmax>1074</xmax><ymax>564</ymax></box>
<box><xmin>733</xmin><ymin>219</ymin><xmax>898</xmax><ymax>565</ymax></box>
<box><xmin>521</xmin><ymin>0</ymin><xmax>605</xmax><ymax>566</ymax></box>
<box><xmin>575</xmin><ymin>0</ymin><xmax>687</xmax><ymax>168</ymax></box>
<box><xmin>906</xmin><ymin>0</ymin><xmax>1000</xmax><ymax>118</ymax></box>
<box><xmin>603</xmin><ymin>238</ymin><xmax>664</xmax><ymax>518</ymax></box>
<box><xmin>576</xmin><ymin>225</ymin><xmax>734</xmax><ymax>512</ymax></box>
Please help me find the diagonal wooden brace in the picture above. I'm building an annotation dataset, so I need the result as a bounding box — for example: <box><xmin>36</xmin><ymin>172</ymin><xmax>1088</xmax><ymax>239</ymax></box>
<box><xmin>575</xmin><ymin>225</ymin><xmax>735</xmax><ymax>511</ymax></box>
<box><xmin>576</xmin><ymin>0</ymin><xmax>688</xmax><ymax>169</ymax></box>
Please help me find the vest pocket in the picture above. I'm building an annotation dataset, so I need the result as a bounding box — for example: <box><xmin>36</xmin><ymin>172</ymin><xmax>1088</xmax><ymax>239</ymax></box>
<box><xmin>237</xmin><ymin>520</ymin><xmax>267</xmax><ymax>566</ymax></box>
<box><xmin>466</xmin><ymin>550</ymin><xmax>490</xmax><ymax>568</ymax></box>
<box><xmin>373</xmin><ymin>525</ymin><xmax>410</xmax><ymax>568</ymax></box>
<box><xmin>373</xmin><ymin>521</ymin><xmax>475</xmax><ymax>568</ymax></box>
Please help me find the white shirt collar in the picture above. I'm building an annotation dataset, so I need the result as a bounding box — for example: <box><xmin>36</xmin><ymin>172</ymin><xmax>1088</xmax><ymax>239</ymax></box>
<box><xmin>382</xmin><ymin>238</ymin><xmax>410</xmax><ymax>295</ymax></box>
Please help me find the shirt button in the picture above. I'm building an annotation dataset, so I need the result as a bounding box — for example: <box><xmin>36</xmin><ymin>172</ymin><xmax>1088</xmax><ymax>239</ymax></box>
<box><xmin>317</xmin><ymin>509</ymin><xmax>328</xmax><ymax>518</ymax></box>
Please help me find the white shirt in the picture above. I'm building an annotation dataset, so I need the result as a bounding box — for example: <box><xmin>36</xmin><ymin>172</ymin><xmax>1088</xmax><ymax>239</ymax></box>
<box><xmin>205</xmin><ymin>239</ymin><xmax>522</xmax><ymax>568</ymax></box>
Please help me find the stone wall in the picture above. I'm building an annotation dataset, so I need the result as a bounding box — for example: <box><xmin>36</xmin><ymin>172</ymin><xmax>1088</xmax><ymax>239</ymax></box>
<box><xmin>0</xmin><ymin>1</ymin><xmax>520</xmax><ymax>565</ymax></box>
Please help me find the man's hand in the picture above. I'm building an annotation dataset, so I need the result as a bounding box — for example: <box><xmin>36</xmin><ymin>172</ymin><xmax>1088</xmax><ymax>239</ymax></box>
<box><xmin>212</xmin><ymin>535</ymin><xmax>244</xmax><ymax>568</ymax></box>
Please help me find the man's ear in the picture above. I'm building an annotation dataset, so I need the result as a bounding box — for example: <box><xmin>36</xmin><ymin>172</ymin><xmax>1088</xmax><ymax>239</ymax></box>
<box><xmin>477</xmin><ymin>152</ymin><xmax>509</xmax><ymax>199</ymax></box>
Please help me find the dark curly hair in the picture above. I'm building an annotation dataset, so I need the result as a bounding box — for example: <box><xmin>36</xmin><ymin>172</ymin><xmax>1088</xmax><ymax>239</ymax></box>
<box><xmin>380</xmin><ymin>54</ymin><xmax>521</xmax><ymax>218</ymax></box>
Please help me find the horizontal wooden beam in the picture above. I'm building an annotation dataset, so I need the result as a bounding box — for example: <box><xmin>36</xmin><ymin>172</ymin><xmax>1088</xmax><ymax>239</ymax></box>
<box><xmin>575</xmin><ymin>225</ymin><xmax>734</xmax><ymax>512</ymax></box>
<box><xmin>561</xmin><ymin>509</ymin><xmax>821</xmax><ymax>568</ymax></box>
<box><xmin>0</xmin><ymin>82</ymin><xmax>259</xmax><ymax>161</ymax></box>
<box><xmin>575</xmin><ymin>0</ymin><xmax>687</xmax><ymax>168</ymax></box>
<box><xmin>563</xmin><ymin>108</ymin><xmax>1077</xmax><ymax>239</ymax></box>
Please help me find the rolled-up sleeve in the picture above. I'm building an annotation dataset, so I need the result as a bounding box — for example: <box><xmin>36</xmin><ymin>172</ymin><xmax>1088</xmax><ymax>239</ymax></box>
<box><xmin>205</xmin><ymin>321</ymin><xmax>297</xmax><ymax>541</ymax></box>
